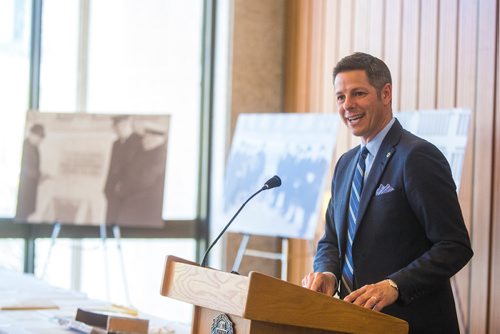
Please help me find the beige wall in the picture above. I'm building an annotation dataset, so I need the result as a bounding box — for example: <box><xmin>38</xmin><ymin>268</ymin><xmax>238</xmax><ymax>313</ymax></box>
<box><xmin>226</xmin><ymin>0</ymin><xmax>499</xmax><ymax>333</ymax></box>
<box><xmin>229</xmin><ymin>0</ymin><xmax>286</xmax><ymax>136</ymax></box>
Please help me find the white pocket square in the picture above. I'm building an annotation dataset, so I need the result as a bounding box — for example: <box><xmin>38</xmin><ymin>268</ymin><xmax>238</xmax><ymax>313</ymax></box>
<box><xmin>376</xmin><ymin>184</ymin><xmax>395</xmax><ymax>196</ymax></box>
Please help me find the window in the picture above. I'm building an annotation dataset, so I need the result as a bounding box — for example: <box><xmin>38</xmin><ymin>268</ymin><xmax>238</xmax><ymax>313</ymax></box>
<box><xmin>0</xmin><ymin>239</ymin><xmax>24</xmax><ymax>271</ymax></box>
<box><xmin>0</xmin><ymin>0</ymin><xmax>32</xmax><ymax>217</ymax></box>
<box><xmin>0</xmin><ymin>0</ymin><xmax>32</xmax><ymax>272</ymax></box>
<box><xmin>39</xmin><ymin>0</ymin><xmax>202</xmax><ymax>219</ymax></box>
<box><xmin>1</xmin><ymin>0</ymin><xmax>210</xmax><ymax>324</ymax></box>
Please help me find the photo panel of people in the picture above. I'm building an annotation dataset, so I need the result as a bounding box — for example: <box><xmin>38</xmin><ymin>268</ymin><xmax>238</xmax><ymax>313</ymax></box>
<box><xmin>224</xmin><ymin>113</ymin><xmax>339</xmax><ymax>240</ymax></box>
<box><xmin>15</xmin><ymin>111</ymin><xmax>170</xmax><ymax>227</ymax></box>
<box><xmin>395</xmin><ymin>109</ymin><xmax>470</xmax><ymax>190</ymax></box>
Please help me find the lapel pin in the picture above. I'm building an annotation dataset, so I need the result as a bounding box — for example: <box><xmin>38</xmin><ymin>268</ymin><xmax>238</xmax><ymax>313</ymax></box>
<box><xmin>386</xmin><ymin>152</ymin><xmax>391</xmax><ymax>158</ymax></box>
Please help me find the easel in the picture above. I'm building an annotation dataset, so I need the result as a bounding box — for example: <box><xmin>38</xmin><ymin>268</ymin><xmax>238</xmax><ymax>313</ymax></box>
<box><xmin>40</xmin><ymin>222</ymin><xmax>131</xmax><ymax>305</ymax></box>
<box><xmin>231</xmin><ymin>233</ymin><xmax>289</xmax><ymax>281</ymax></box>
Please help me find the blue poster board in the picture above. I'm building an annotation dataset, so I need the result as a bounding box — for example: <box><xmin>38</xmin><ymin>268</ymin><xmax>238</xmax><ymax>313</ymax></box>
<box><xmin>224</xmin><ymin>113</ymin><xmax>339</xmax><ymax>240</ymax></box>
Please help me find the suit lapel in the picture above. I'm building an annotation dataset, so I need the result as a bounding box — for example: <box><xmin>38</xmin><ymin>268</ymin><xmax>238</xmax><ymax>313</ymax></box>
<box><xmin>355</xmin><ymin>120</ymin><xmax>403</xmax><ymax>232</ymax></box>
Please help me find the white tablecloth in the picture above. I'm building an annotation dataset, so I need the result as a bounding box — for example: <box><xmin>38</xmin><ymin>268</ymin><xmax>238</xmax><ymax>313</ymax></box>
<box><xmin>0</xmin><ymin>268</ymin><xmax>190</xmax><ymax>334</ymax></box>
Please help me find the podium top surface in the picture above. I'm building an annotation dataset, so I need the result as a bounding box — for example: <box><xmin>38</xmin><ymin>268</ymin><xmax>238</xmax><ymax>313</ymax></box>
<box><xmin>160</xmin><ymin>256</ymin><xmax>408</xmax><ymax>334</ymax></box>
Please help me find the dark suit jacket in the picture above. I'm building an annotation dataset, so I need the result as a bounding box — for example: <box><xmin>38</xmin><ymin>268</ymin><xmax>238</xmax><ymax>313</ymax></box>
<box><xmin>116</xmin><ymin>142</ymin><xmax>167</xmax><ymax>227</ymax></box>
<box><xmin>104</xmin><ymin>133</ymin><xmax>142</xmax><ymax>224</ymax></box>
<box><xmin>314</xmin><ymin>120</ymin><xmax>473</xmax><ymax>334</ymax></box>
<box><xmin>16</xmin><ymin>139</ymin><xmax>41</xmax><ymax>220</ymax></box>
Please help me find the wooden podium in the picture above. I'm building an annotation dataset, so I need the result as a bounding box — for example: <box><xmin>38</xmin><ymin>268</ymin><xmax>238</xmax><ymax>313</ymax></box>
<box><xmin>160</xmin><ymin>256</ymin><xmax>408</xmax><ymax>334</ymax></box>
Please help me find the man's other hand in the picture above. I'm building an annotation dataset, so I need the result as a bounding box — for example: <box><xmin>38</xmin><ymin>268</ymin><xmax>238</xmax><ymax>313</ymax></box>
<box><xmin>301</xmin><ymin>272</ymin><xmax>337</xmax><ymax>296</ymax></box>
<box><xmin>344</xmin><ymin>279</ymin><xmax>399</xmax><ymax>311</ymax></box>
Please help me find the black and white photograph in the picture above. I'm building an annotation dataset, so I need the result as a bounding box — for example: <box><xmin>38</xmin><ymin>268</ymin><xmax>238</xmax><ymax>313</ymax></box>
<box><xmin>15</xmin><ymin>111</ymin><xmax>170</xmax><ymax>227</ymax></box>
<box><xmin>223</xmin><ymin>113</ymin><xmax>339</xmax><ymax>240</ymax></box>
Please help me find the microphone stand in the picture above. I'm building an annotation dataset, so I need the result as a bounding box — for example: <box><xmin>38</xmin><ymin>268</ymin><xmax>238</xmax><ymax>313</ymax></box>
<box><xmin>200</xmin><ymin>186</ymin><xmax>265</xmax><ymax>267</ymax></box>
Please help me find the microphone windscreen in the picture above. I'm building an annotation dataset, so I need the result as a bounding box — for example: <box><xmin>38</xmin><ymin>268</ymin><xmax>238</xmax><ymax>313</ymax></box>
<box><xmin>264</xmin><ymin>175</ymin><xmax>282</xmax><ymax>189</ymax></box>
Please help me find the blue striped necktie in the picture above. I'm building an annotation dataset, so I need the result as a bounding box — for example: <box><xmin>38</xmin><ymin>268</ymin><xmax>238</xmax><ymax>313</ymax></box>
<box><xmin>342</xmin><ymin>146</ymin><xmax>369</xmax><ymax>294</ymax></box>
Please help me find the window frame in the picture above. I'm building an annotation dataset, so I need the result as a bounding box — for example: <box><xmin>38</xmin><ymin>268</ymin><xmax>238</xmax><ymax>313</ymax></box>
<box><xmin>0</xmin><ymin>0</ymin><xmax>215</xmax><ymax>273</ymax></box>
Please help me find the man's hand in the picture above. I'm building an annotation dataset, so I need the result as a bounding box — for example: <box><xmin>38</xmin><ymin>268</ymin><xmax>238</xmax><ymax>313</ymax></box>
<box><xmin>344</xmin><ymin>279</ymin><xmax>399</xmax><ymax>311</ymax></box>
<box><xmin>301</xmin><ymin>272</ymin><xmax>337</xmax><ymax>296</ymax></box>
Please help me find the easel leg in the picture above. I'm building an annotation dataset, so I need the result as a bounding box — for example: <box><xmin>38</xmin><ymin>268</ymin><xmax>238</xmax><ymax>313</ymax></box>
<box><xmin>231</xmin><ymin>234</ymin><xmax>251</xmax><ymax>273</ymax></box>
<box><xmin>231</xmin><ymin>234</ymin><xmax>289</xmax><ymax>281</ymax></box>
<box><xmin>41</xmin><ymin>222</ymin><xmax>61</xmax><ymax>279</ymax></box>
<box><xmin>112</xmin><ymin>225</ymin><xmax>131</xmax><ymax>305</ymax></box>
<box><xmin>281</xmin><ymin>238</ymin><xmax>288</xmax><ymax>281</ymax></box>
<box><xmin>99</xmin><ymin>224</ymin><xmax>111</xmax><ymax>300</ymax></box>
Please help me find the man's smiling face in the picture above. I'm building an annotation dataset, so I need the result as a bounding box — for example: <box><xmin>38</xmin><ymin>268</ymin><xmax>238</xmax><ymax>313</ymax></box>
<box><xmin>334</xmin><ymin>69</ymin><xmax>392</xmax><ymax>144</ymax></box>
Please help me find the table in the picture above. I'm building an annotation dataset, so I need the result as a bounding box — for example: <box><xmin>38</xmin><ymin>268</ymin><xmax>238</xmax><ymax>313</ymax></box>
<box><xmin>0</xmin><ymin>268</ymin><xmax>190</xmax><ymax>334</ymax></box>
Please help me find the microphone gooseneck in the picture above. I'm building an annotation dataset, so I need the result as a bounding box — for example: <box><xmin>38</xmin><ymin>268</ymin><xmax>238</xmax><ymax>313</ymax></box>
<box><xmin>200</xmin><ymin>175</ymin><xmax>282</xmax><ymax>267</ymax></box>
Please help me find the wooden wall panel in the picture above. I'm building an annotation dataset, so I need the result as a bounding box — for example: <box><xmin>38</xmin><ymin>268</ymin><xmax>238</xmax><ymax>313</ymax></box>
<box><xmin>320</xmin><ymin>0</ymin><xmax>339</xmax><ymax>114</ymax></box>
<box><xmin>338</xmin><ymin>0</ymin><xmax>354</xmax><ymax>58</ymax></box>
<box><xmin>228</xmin><ymin>0</ymin><xmax>499</xmax><ymax>332</ymax></box>
<box><xmin>368</xmin><ymin>0</ymin><xmax>385</xmax><ymax>58</ymax></box>
<box><xmin>280</xmin><ymin>1</ymin><xmax>500</xmax><ymax>332</ymax></box>
<box><xmin>230</xmin><ymin>0</ymin><xmax>286</xmax><ymax>121</ymax></box>
<box><xmin>454</xmin><ymin>1</ymin><xmax>479</xmax><ymax>331</ymax></box>
<box><xmin>284</xmin><ymin>0</ymin><xmax>298</xmax><ymax>113</ymax></box>
<box><xmin>469</xmin><ymin>0</ymin><xmax>497</xmax><ymax>332</ymax></box>
<box><xmin>490</xmin><ymin>11</ymin><xmax>500</xmax><ymax>330</ymax></box>
<box><xmin>353</xmin><ymin>0</ymin><xmax>370</xmax><ymax>52</ymax></box>
<box><xmin>384</xmin><ymin>0</ymin><xmax>402</xmax><ymax>111</ymax></box>
<box><xmin>324</xmin><ymin>0</ymin><xmax>354</xmax><ymax>174</ymax></box>
<box><xmin>436</xmin><ymin>0</ymin><xmax>458</xmax><ymax>107</ymax></box>
<box><xmin>399</xmin><ymin>0</ymin><xmax>420</xmax><ymax>111</ymax></box>
<box><xmin>456</xmin><ymin>0</ymin><xmax>479</xmax><ymax>111</ymax></box>
<box><xmin>417</xmin><ymin>0</ymin><xmax>438</xmax><ymax>109</ymax></box>
<box><xmin>455</xmin><ymin>0</ymin><xmax>479</xmax><ymax>232</ymax></box>
<box><xmin>281</xmin><ymin>0</ymin><xmax>498</xmax><ymax>333</ymax></box>
<box><xmin>307</xmin><ymin>0</ymin><xmax>324</xmax><ymax>112</ymax></box>
<box><xmin>284</xmin><ymin>0</ymin><xmax>309</xmax><ymax>113</ymax></box>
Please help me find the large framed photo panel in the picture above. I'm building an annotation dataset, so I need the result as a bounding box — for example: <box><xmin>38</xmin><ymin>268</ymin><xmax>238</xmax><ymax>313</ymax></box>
<box><xmin>15</xmin><ymin>111</ymin><xmax>170</xmax><ymax>228</ymax></box>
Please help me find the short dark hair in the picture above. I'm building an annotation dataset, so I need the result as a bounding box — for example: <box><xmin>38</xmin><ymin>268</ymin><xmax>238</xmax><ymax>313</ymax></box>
<box><xmin>30</xmin><ymin>123</ymin><xmax>45</xmax><ymax>138</ymax></box>
<box><xmin>333</xmin><ymin>52</ymin><xmax>392</xmax><ymax>93</ymax></box>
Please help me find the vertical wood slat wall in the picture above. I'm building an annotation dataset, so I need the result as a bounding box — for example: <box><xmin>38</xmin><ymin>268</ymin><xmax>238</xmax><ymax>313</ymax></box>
<box><xmin>492</xmin><ymin>12</ymin><xmax>500</xmax><ymax>332</ymax></box>
<box><xmin>283</xmin><ymin>0</ymin><xmax>498</xmax><ymax>333</ymax></box>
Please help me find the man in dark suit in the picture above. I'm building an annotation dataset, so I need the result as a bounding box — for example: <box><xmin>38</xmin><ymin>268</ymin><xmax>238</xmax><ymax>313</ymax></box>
<box><xmin>16</xmin><ymin>123</ymin><xmax>46</xmax><ymax>221</ymax></box>
<box><xmin>302</xmin><ymin>53</ymin><xmax>473</xmax><ymax>333</ymax></box>
<box><xmin>104</xmin><ymin>116</ymin><xmax>142</xmax><ymax>225</ymax></box>
<box><xmin>115</xmin><ymin>126</ymin><xmax>167</xmax><ymax>227</ymax></box>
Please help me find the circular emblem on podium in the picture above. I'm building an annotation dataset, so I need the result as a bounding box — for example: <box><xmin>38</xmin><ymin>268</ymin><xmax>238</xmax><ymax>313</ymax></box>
<box><xmin>210</xmin><ymin>313</ymin><xmax>234</xmax><ymax>334</ymax></box>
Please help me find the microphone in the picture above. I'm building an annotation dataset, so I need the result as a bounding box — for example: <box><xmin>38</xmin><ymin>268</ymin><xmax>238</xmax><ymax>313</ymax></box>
<box><xmin>263</xmin><ymin>175</ymin><xmax>281</xmax><ymax>190</ymax></box>
<box><xmin>200</xmin><ymin>175</ymin><xmax>282</xmax><ymax>267</ymax></box>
